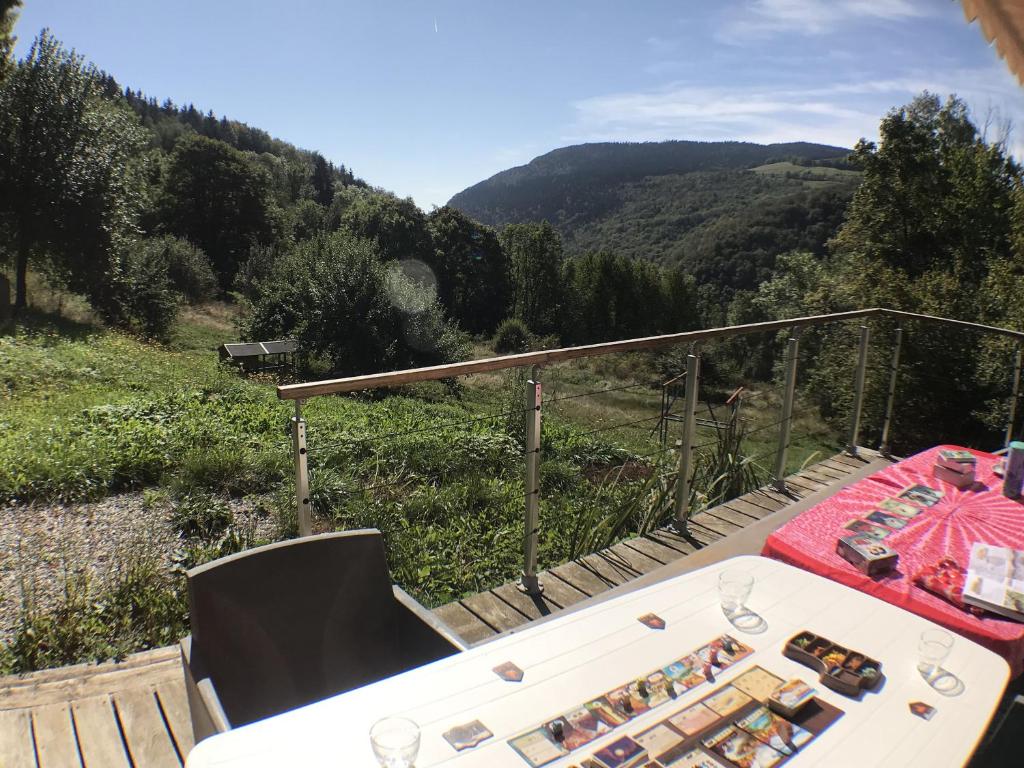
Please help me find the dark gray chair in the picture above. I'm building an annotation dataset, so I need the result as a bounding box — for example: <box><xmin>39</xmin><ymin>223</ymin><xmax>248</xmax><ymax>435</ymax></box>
<box><xmin>180</xmin><ymin>529</ymin><xmax>467</xmax><ymax>743</ymax></box>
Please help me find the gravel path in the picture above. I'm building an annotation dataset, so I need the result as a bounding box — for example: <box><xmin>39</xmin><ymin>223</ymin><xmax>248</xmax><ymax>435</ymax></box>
<box><xmin>0</xmin><ymin>493</ymin><xmax>275</xmax><ymax>643</ymax></box>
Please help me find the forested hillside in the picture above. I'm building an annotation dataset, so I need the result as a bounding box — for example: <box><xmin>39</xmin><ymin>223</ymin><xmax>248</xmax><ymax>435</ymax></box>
<box><xmin>449</xmin><ymin>141</ymin><xmax>858</xmax><ymax>290</ymax></box>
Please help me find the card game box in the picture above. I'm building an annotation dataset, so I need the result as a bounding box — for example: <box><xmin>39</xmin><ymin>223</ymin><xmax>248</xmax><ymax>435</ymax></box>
<box><xmin>783</xmin><ymin>631</ymin><xmax>883</xmax><ymax>697</ymax></box>
<box><xmin>933</xmin><ymin>462</ymin><xmax>975</xmax><ymax>489</ymax></box>
<box><xmin>836</xmin><ymin>535</ymin><xmax>898</xmax><ymax>576</ymax></box>
<box><xmin>936</xmin><ymin>449</ymin><xmax>977</xmax><ymax>470</ymax></box>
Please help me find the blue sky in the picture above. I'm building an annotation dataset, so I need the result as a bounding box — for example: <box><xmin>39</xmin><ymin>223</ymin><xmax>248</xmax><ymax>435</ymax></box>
<box><xmin>13</xmin><ymin>1</ymin><xmax>1022</xmax><ymax>209</ymax></box>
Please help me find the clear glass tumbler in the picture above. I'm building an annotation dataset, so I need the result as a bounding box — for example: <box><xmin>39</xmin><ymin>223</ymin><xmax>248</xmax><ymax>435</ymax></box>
<box><xmin>718</xmin><ymin>570</ymin><xmax>754</xmax><ymax>614</ymax></box>
<box><xmin>370</xmin><ymin>717</ymin><xmax>421</xmax><ymax>768</ymax></box>
<box><xmin>918</xmin><ymin>628</ymin><xmax>954</xmax><ymax>679</ymax></box>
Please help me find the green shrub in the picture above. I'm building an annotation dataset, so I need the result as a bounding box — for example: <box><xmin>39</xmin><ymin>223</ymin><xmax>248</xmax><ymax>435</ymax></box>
<box><xmin>493</xmin><ymin>317</ymin><xmax>532</xmax><ymax>354</ymax></box>
<box><xmin>170</xmin><ymin>492</ymin><xmax>233</xmax><ymax>541</ymax></box>
<box><xmin>152</xmin><ymin>236</ymin><xmax>218</xmax><ymax>303</ymax></box>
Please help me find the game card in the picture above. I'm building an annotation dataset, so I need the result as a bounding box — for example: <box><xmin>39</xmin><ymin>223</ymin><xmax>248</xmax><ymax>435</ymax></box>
<box><xmin>865</xmin><ymin>510</ymin><xmax>907</xmax><ymax>530</ymax></box>
<box><xmin>643</xmin><ymin>671</ymin><xmax>672</xmax><ymax>707</ymax></box>
<box><xmin>586</xmin><ymin>695</ymin><xmax>631</xmax><ymax>727</ymax></box>
<box><xmin>591</xmin><ymin>736</ymin><xmax>648</xmax><ymax>768</ymax></box>
<box><xmin>879</xmin><ymin>498</ymin><xmax>920</xmax><ymax>518</ymax></box>
<box><xmin>735</xmin><ymin>706</ymin><xmax>812</xmax><ymax>755</ymax></box>
<box><xmin>659</xmin><ymin>748</ymin><xmax>730</xmax><ymax>768</ymax></box>
<box><xmin>703</xmin><ymin>685</ymin><xmax>753</xmax><ymax>717</ymax></box>
<box><xmin>668</xmin><ymin>702</ymin><xmax>720</xmax><ymax>735</ymax></box>
<box><xmin>843</xmin><ymin>519</ymin><xmax>890</xmax><ymax>540</ymax></box>
<box><xmin>702</xmin><ymin>725</ymin><xmax>785</xmax><ymax>768</ymax></box>
<box><xmin>663</xmin><ymin>657</ymin><xmax>705</xmax><ymax>693</ymax></box>
<box><xmin>729</xmin><ymin>666</ymin><xmax>785</xmax><ymax>701</ymax></box>
<box><xmin>633</xmin><ymin>723</ymin><xmax>684</xmax><ymax>758</ymax></box>
<box><xmin>508</xmin><ymin>727</ymin><xmax>569</xmax><ymax>766</ymax></box>
<box><xmin>608</xmin><ymin>681</ymin><xmax>651</xmax><ymax>717</ymax></box>
<box><xmin>443</xmin><ymin>720</ymin><xmax>493</xmax><ymax>751</ymax></box>
<box><xmin>717</xmin><ymin>634</ymin><xmax>754</xmax><ymax>663</ymax></box>
<box><xmin>897</xmin><ymin>484</ymin><xmax>944</xmax><ymax>507</ymax></box>
<box><xmin>563</xmin><ymin>706</ymin><xmax>611</xmax><ymax>748</ymax></box>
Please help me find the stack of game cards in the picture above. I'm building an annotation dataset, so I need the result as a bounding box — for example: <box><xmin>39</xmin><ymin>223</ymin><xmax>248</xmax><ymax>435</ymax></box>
<box><xmin>933</xmin><ymin>449</ymin><xmax>976</xmax><ymax>489</ymax></box>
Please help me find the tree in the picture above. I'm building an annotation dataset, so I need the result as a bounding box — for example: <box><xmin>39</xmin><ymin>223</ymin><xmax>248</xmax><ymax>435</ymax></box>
<box><xmin>426</xmin><ymin>206</ymin><xmax>508</xmax><ymax>334</ymax></box>
<box><xmin>500</xmin><ymin>222</ymin><xmax>564</xmax><ymax>336</ymax></box>
<box><xmin>245</xmin><ymin>231</ymin><xmax>467</xmax><ymax>375</ymax></box>
<box><xmin>762</xmin><ymin>94</ymin><xmax>1023</xmax><ymax>452</ymax></box>
<box><xmin>310</xmin><ymin>152</ymin><xmax>334</xmax><ymax>207</ymax></box>
<box><xmin>0</xmin><ymin>1</ymin><xmax>20</xmax><ymax>82</ymax></box>
<box><xmin>0</xmin><ymin>31</ymin><xmax>148</xmax><ymax>313</ymax></box>
<box><xmin>155</xmin><ymin>134</ymin><xmax>285</xmax><ymax>290</ymax></box>
<box><xmin>340</xmin><ymin>192</ymin><xmax>433</xmax><ymax>264</ymax></box>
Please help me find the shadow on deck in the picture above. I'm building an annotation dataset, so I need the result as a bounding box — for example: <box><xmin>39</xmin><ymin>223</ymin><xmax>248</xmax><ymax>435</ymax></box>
<box><xmin>0</xmin><ymin>449</ymin><xmax>891</xmax><ymax>766</ymax></box>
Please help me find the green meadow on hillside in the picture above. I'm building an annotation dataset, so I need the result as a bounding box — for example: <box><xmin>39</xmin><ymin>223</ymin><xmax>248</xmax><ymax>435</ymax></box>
<box><xmin>0</xmin><ymin>304</ymin><xmax>838</xmax><ymax>671</ymax></box>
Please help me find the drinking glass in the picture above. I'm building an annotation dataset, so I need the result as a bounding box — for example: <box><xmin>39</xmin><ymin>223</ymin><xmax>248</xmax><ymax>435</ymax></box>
<box><xmin>918</xmin><ymin>628</ymin><xmax>954</xmax><ymax>679</ymax></box>
<box><xmin>718</xmin><ymin>570</ymin><xmax>754</xmax><ymax>614</ymax></box>
<box><xmin>370</xmin><ymin>717</ymin><xmax>420</xmax><ymax>768</ymax></box>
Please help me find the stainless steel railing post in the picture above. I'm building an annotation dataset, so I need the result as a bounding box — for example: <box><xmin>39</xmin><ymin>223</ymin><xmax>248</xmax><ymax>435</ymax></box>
<box><xmin>774</xmin><ymin>330</ymin><xmax>800</xmax><ymax>491</ymax></box>
<box><xmin>673</xmin><ymin>350</ymin><xmax>701</xmax><ymax>528</ymax></box>
<box><xmin>520</xmin><ymin>368</ymin><xmax>543</xmax><ymax>595</ymax></box>
<box><xmin>291</xmin><ymin>399</ymin><xmax>312</xmax><ymax>537</ymax></box>
<box><xmin>879</xmin><ymin>326</ymin><xmax>902</xmax><ymax>457</ymax></box>
<box><xmin>847</xmin><ymin>325</ymin><xmax>871</xmax><ymax>456</ymax></box>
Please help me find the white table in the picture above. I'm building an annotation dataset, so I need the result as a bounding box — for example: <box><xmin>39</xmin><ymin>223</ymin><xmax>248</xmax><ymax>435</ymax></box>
<box><xmin>186</xmin><ymin>556</ymin><xmax>1010</xmax><ymax>767</ymax></box>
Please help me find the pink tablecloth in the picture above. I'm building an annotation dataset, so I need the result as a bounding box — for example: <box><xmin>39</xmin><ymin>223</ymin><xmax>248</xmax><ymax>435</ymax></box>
<box><xmin>762</xmin><ymin>445</ymin><xmax>1024</xmax><ymax>676</ymax></box>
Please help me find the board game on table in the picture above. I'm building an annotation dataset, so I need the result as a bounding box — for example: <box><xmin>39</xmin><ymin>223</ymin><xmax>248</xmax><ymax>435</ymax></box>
<box><xmin>762</xmin><ymin>444</ymin><xmax>1024</xmax><ymax>675</ymax></box>
<box><xmin>185</xmin><ymin>556</ymin><xmax>1009</xmax><ymax>768</ymax></box>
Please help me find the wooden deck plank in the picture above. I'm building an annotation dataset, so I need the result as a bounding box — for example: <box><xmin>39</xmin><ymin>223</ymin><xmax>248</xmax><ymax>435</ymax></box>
<box><xmin>829</xmin><ymin>452</ymin><xmax>871</xmax><ymax>469</ymax></box>
<box><xmin>32</xmin><ymin>702</ymin><xmax>81</xmax><ymax>768</ymax></box>
<box><xmin>577</xmin><ymin>552</ymin><xmax>640</xmax><ymax>586</ymax></box>
<box><xmin>0</xmin><ymin>709</ymin><xmax>36</xmax><ymax>768</ymax></box>
<box><xmin>154</xmin><ymin>681</ymin><xmax>194</xmax><ymax>761</ymax></box>
<box><xmin>113</xmin><ymin>687</ymin><xmax>181</xmax><ymax>768</ymax></box>
<box><xmin>805</xmin><ymin>462</ymin><xmax>847</xmax><ymax>481</ymax></box>
<box><xmin>818</xmin><ymin>459</ymin><xmax>859</xmax><ymax>476</ymax></box>
<box><xmin>788</xmin><ymin>472</ymin><xmax>828</xmax><ymax>491</ymax></box>
<box><xmin>702</xmin><ymin>503</ymin><xmax>755</xmax><ymax>527</ymax></box>
<box><xmin>681</xmin><ymin>522</ymin><xmax>721</xmax><ymax>546</ymax></box>
<box><xmin>547</xmin><ymin>560</ymin><xmax>616</xmax><ymax>596</ymax></box>
<box><xmin>536</xmin><ymin>573</ymin><xmax>590</xmax><ymax>609</ymax></box>
<box><xmin>619</xmin><ymin>535</ymin><xmax>685</xmax><ymax>566</ymax></box>
<box><xmin>72</xmin><ymin>695</ymin><xmax>131</xmax><ymax>768</ymax></box>
<box><xmin>460</xmin><ymin>592</ymin><xmax>530</xmax><ymax>633</ymax></box>
<box><xmin>687</xmin><ymin>512</ymin><xmax>742</xmax><ymax>537</ymax></box>
<box><xmin>602</xmin><ymin>542</ymin><xmax>663</xmax><ymax>575</ymax></box>
<box><xmin>719</xmin><ymin>497</ymin><xmax>773</xmax><ymax>521</ymax></box>
<box><xmin>432</xmin><ymin>602</ymin><xmax>497</xmax><ymax>646</ymax></box>
<box><xmin>491</xmin><ymin>583</ymin><xmax>560</xmax><ymax>621</ymax></box>
<box><xmin>740</xmin><ymin>488</ymin><xmax>788</xmax><ymax>512</ymax></box>
<box><xmin>645</xmin><ymin>529</ymin><xmax>698</xmax><ymax>555</ymax></box>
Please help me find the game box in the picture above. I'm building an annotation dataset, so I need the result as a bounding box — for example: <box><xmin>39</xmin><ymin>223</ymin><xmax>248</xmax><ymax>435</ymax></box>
<box><xmin>783</xmin><ymin>631</ymin><xmax>883</xmax><ymax>696</ymax></box>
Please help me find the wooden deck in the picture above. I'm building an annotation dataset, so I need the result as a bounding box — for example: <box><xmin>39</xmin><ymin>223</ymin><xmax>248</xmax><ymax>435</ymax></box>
<box><xmin>0</xmin><ymin>449</ymin><xmax>890</xmax><ymax>766</ymax></box>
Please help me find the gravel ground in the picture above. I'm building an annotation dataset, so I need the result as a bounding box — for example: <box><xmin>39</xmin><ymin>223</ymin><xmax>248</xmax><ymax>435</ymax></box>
<box><xmin>0</xmin><ymin>492</ymin><xmax>276</xmax><ymax>643</ymax></box>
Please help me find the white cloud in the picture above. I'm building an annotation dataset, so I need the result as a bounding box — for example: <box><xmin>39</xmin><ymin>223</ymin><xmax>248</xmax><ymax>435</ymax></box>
<box><xmin>719</xmin><ymin>0</ymin><xmax>930</xmax><ymax>43</ymax></box>
<box><xmin>566</xmin><ymin>65</ymin><xmax>1024</xmax><ymax>159</ymax></box>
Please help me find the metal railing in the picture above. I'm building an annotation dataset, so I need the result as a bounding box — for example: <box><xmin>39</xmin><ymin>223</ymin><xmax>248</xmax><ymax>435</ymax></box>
<box><xmin>277</xmin><ymin>307</ymin><xmax>1024</xmax><ymax>595</ymax></box>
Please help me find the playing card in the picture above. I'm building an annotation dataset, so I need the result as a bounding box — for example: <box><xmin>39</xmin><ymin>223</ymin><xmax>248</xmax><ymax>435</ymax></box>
<box><xmin>508</xmin><ymin>727</ymin><xmax>569</xmax><ymax>766</ymax></box>
<box><xmin>493</xmin><ymin>661</ymin><xmax>525</xmax><ymax>682</ymax></box>
<box><xmin>443</xmin><ymin>719</ymin><xmax>493</xmax><ymax>750</ymax></box>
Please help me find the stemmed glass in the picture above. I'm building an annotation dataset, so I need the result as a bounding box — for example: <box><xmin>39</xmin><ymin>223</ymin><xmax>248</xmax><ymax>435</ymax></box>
<box><xmin>370</xmin><ymin>717</ymin><xmax>420</xmax><ymax>768</ymax></box>
<box><xmin>718</xmin><ymin>570</ymin><xmax>754</xmax><ymax>615</ymax></box>
<box><xmin>918</xmin><ymin>629</ymin><xmax>954</xmax><ymax>681</ymax></box>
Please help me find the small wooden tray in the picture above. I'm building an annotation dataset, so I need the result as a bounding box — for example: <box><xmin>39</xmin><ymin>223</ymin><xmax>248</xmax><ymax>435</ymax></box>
<box><xmin>784</xmin><ymin>631</ymin><xmax>883</xmax><ymax>696</ymax></box>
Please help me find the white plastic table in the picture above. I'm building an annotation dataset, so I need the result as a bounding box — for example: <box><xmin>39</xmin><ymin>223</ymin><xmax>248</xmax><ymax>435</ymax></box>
<box><xmin>185</xmin><ymin>556</ymin><xmax>1010</xmax><ymax>768</ymax></box>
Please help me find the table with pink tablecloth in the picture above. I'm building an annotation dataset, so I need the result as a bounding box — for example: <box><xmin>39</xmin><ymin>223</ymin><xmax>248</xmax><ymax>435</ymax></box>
<box><xmin>762</xmin><ymin>444</ymin><xmax>1024</xmax><ymax>676</ymax></box>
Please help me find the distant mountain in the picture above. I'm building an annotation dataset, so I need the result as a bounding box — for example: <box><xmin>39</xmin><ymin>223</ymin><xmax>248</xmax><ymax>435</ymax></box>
<box><xmin>449</xmin><ymin>140</ymin><xmax>860</xmax><ymax>290</ymax></box>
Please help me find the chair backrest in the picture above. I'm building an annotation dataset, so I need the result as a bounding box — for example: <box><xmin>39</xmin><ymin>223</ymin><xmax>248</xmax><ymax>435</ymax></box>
<box><xmin>187</xmin><ymin>529</ymin><xmax>402</xmax><ymax>727</ymax></box>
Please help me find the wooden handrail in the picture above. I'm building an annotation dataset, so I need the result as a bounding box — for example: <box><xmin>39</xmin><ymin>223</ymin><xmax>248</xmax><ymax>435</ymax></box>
<box><xmin>276</xmin><ymin>307</ymin><xmax>1024</xmax><ymax>400</ymax></box>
